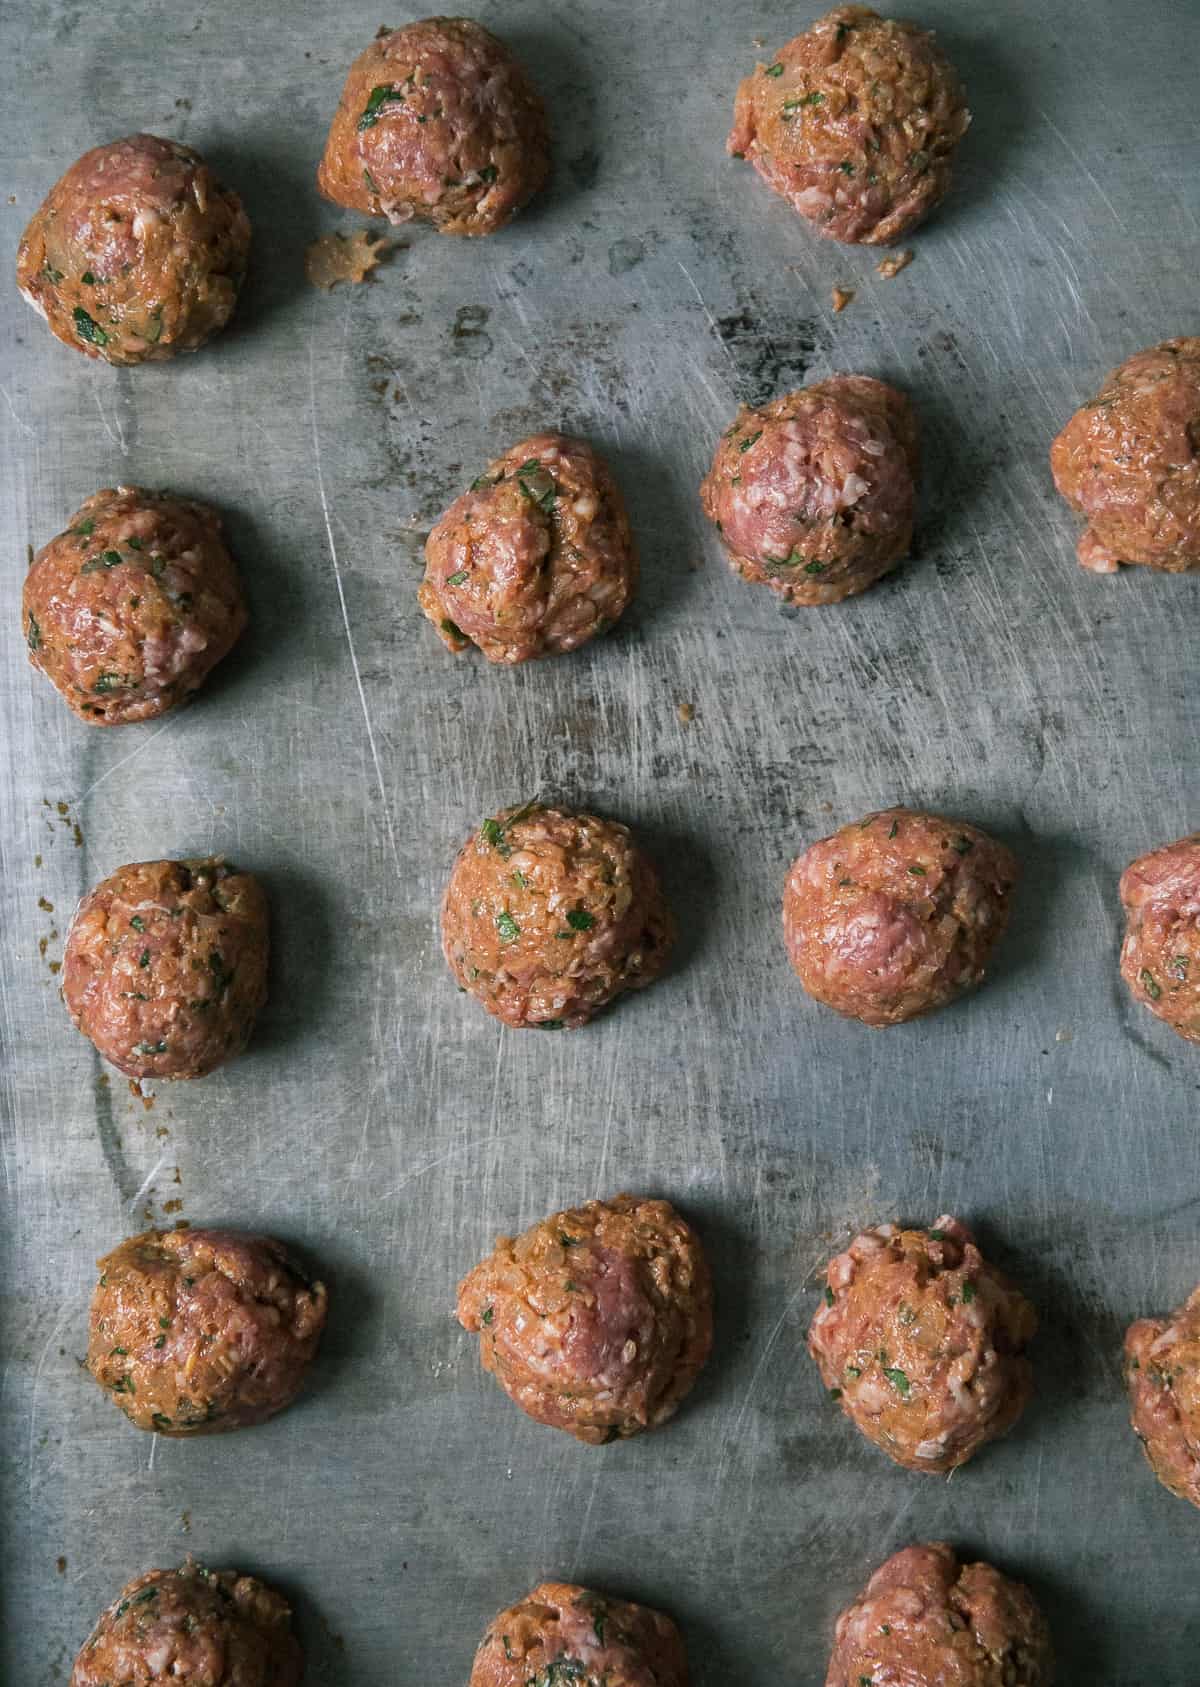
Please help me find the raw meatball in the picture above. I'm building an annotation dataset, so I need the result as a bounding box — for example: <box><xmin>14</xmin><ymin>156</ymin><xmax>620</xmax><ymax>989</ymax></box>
<box><xmin>728</xmin><ymin>6</ymin><xmax>969</xmax><ymax>246</ymax></box>
<box><xmin>62</xmin><ymin>857</ymin><xmax>269</xmax><ymax>1080</ymax></box>
<box><xmin>1125</xmin><ymin>1282</ymin><xmax>1200</xmax><ymax>1507</ymax></box>
<box><xmin>808</xmin><ymin>1215</ymin><xmax>1035</xmax><ymax>1472</ymax></box>
<box><xmin>826</xmin><ymin>1542</ymin><xmax>1053</xmax><ymax>1687</ymax></box>
<box><xmin>457</xmin><ymin>1194</ymin><xmax>712</xmax><ymax>1443</ymax></box>
<box><xmin>70</xmin><ymin>1560</ymin><xmax>303</xmax><ymax>1687</ymax></box>
<box><xmin>1119</xmin><ymin>832</ymin><xmax>1200</xmax><ymax>1040</ymax></box>
<box><xmin>1050</xmin><ymin>339</ymin><xmax>1200</xmax><ymax>574</ymax></box>
<box><xmin>419</xmin><ymin>433</ymin><xmax>637</xmax><ymax>662</ymax></box>
<box><xmin>470</xmin><ymin>1581</ymin><xmax>688</xmax><ymax>1687</ymax></box>
<box><xmin>87</xmin><ymin>1228</ymin><xmax>327</xmax><ymax>1436</ymax></box>
<box><xmin>17</xmin><ymin>134</ymin><xmax>250</xmax><ymax>365</ymax></box>
<box><xmin>24</xmin><ymin>485</ymin><xmax>247</xmax><ymax>725</ymax></box>
<box><xmin>700</xmin><ymin>377</ymin><xmax>919</xmax><ymax>604</ymax></box>
<box><xmin>441</xmin><ymin>802</ymin><xmax>674</xmax><ymax>1029</ymax></box>
<box><xmin>317</xmin><ymin>17</ymin><xmax>548</xmax><ymax>237</ymax></box>
<box><xmin>783</xmin><ymin>807</ymin><xmax>1017</xmax><ymax>1025</ymax></box>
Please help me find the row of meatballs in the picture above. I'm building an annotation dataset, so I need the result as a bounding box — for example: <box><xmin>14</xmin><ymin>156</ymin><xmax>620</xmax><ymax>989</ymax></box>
<box><xmin>67</xmin><ymin>1195</ymin><xmax>1200</xmax><ymax>1685</ymax></box>
<box><xmin>68</xmin><ymin>1549</ymin><xmax>1051</xmax><ymax>1687</ymax></box>
<box><xmin>49</xmin><ymin>810</ymin><xmax>1200</xmax><ymax>1088</ymax></box>
<box><xmin>20</xmin><ymin>333</ymin><xmax>1200</xmax><ymax>729</ymax></box>
<box><xmin>20</xmin><ymin>6</ymin><xmax>977</xmax><ymax>378</ymax></box>
<box><xmin>78</xmin><ymin>1202</ymin><xmax>1200</xmax><ymax>1501</ymax></box>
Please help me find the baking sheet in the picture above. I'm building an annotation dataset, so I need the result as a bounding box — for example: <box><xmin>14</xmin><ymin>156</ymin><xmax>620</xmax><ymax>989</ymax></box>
<box><xmin>2</xmin><ymin>0</ymin><xmax>1199</xmax><ymax>1680</ymax></box>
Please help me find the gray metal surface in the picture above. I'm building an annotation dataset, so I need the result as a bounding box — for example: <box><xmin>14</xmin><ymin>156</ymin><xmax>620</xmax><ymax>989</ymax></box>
<box><xmin>2</xmin><ymin>0</ymin><xmax>1199</xmax><ymax>1680</ymax></box>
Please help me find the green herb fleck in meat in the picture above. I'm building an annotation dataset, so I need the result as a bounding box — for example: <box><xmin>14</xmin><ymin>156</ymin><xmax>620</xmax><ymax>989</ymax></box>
<box><xmin>208</xmin><ymin>950</ymin><xmax>234</xmax><ymax>996</ymax></box>
<box><xmin>764</xmin><ymin>62</ymin><xmax>784</xmax><ymax>76</ymax></box>
<box><xmin>907</xmin><ymin>863</ymin><xmax>926</xmax><ymax>876</ymax></box>
<box><xmin>109</xmin><ymin>1345</ymin><xmax>127</xmax><ymax>1356</ymax></box>
<box><xmin>495</xmin><ymin>911</ymin><xmax>520</xmax><ymax>943</ymax></box>
<box><xmin>928</xmin><ymin>1228</ymin><xmax>946</xmax><ymax>1240</ymax></box>
<box><xmin>81</xmin><ymin>270</ymin><xmax>96</xmax><ymax>284</ymax></box>
<box><xmin>363</xmin><ymin>166</ymin><xmax>381</xmax><ymax>195</ymax></box>
<box><xmin>537</xmin><ymin>1019</ymin><xmax>565</xmax><ymax>1030</ymax></box>
<box><xmin>111</xmin><ymin>1374</ymin><xmax>136</xmax><ymax>1394</ymax></box>
<box><xmin>445</xmin><ymin>570</ymin><xmax>468</xmax><ymax>586</ymax></box>
<box><xmin>803</xmin><ymin>559</ymin><xmax>827</xmax><ymax>574</ymax></box>
<box><xmin>566</xmin><ymin>909</ymin><xmax>595</xmax><ymax>931</ymax></box>
<box><xmin>516</xmin><ymin>458</ymin><xmax>557</xmax><ymax>512</ymax></box>
<box><xmin>74</xmin><ymin>518</ymin><xmax>95</xmax><ymax>537</ymax></box>
<box><xmin>27</xmin><ymin>612</ymin><xmax>41</xmax><ymax>651</ymax></box>
<box><xmin>139</xmin><ymin>949</ymin><xmax>150</xmax><ymax>968</ymax></box>
<box><xmin>961</xmin><ymin>1279</ymin><xmax>976</xmax><ymax>1304</ymax></box>
<box><xmin>888</xmin><ymin>820</ymin><xmax>899</xmax><ymax>839</ymax></box>
<box><xmin>478</xmin><ymin>164</ymin><xmax>499</xmax><ymax>183</ymax></box>
<box><xmin>952</xmin><ymin>836</ymin><xmax>974</xmax><ymax>855</ymax></box>
<box><xmin>1172</xmin><ymin>955</ymin><xmax>1190</xmax><ymax>980</ymax></box>
<box><xmin>838</xmin><ymin>160</ymin><xmax>856</xmax><ymax>175</ymax></box>
<box><xmin>130</xmin><ymin>915</ymin><xmax>146</xmax><ymax>932</ymax></box>
<box><xmin>358</xmin><ymin>83</ymin><xmax>404</xmax><ymax>130</ymax></box>
<box><xmin>481</xmin><ymin>1306</ymin><xmax>494</xmax><ymax>1325</ymax></box>
<box><xmin>883</xmin><ymin>1366</ymin><xmax>911</xmax><ymax>1397</ymax></box>
<box><xmin>1140</xmin><ymin>969</ymin><xmax>1162</xmax><ymax>1000</ymax></box>
<box><xmin>80</xmin><ymin>549</ymin><xmax>126</xmax><ymax>574</ymax></box>
<box><xmin>43</xmin><ymin>262</ymin><xmax>64</xmax><ymax>283</ymax></box>
<box><xmin>738</xmin><ymin>430</ymin><xmax>763</xmax><ymax>453</ymax></box>
<box><xmin>441</xmin><ymin>617</ymin><xmax>464</xmax><ymax>640</ymax></box>
<box><xmin>829</xmin><ymin>1386</ymin><xmax>842</xmax><ymax>1400</ymax></box>
<box><xmin>824</xmin><ymin>1284</ymin><xmax>835</xmax><ymax>1306</ymax></box>
<box><xmin>92</xmin><ymin>672</ymin><xmax>124</xmax><ymax>693</ymax></box>
<box><xmin>154</xmin><ymin>1334</ymin><xmax>167</xmax><ymax>1348</ymax></box>
<box><xmin>73</xmin><ymin>306</ymin><xmax>109</xmax><ymax>347</ymax></box>
<box><xmin>152</xmin><ymin>1412</ymin><xmax>172</xmax><ymax>1430</ymax></box>
<box><xmin>132</xmin><ymin>1040</ymin><xmax>168</xmax><ymax>1056</ymax></box>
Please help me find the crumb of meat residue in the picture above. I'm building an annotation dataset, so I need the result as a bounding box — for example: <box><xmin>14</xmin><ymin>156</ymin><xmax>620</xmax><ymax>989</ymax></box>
<box><xmin>877</xmin><ymin>249</ymin><xmax>914</xmax><ymax>280</ymax></box>
<box><xmin>831</xmin><ymin>286</ymin><xmax>855</xmax><ymax>313</ymax></box>
<box><xmin>677</xmin><ymin>702</ymin><xmax>696</xmax><ymax>724</ymax></box>
<box><xmin>128</xmin><ymin>1078</ymin><xmax>155</xmax><ymax>1111</ymax></box>
<box><xmin>163</xmin><ymin>1198</ymin><xmax>183</xmax><ymax>1215</ymax></box>
<box><xmin>56</xmin><ymin>1556</ymin><xmax>67</xmax><ymax>1574</ymax></box>
<box><xmin>819</xmin><ymin>800</ymin><xmax>834</xmax><ymax>813</ymax></box>
<box><xmin>305</xmin><ymin>229</ymin><xmax>392</xmax><ymax>292</ymax></box>
<box><xmin>97</xmin><ymin>1073</ymin><xmax>109</xmax><ymax>1088</ymax></box>
<box><xmin>48</xmin><ymin>959</ymin><xmax>61</xmax><ymax>974</ymax></box>
<box><xmin>37</xmin><ymin>896</ymin><xmax>54</xmax><ymax>912</ymax></box>
<box><xmin>156</xmin><ymin>1124</ymin><xmax>170</xmax><ymax>1139</ymax></box>
<box><xmin>34</xmin><ymin>854</ymin><xmax>42</xmax><ymax>868</ymax></box>
<box><xmin>180</xmin><ymin>1511</ymin><xmax>192</xmax><ymax>1535</ymax></box>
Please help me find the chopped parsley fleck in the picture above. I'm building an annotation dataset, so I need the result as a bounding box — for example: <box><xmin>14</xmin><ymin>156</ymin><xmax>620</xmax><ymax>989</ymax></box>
<box><xmin>440</xmin><ymin>617</ymin><xmax>464</xmax><ymax>640</ymax></box>
<box><xmin>92</xmin><ymin>672</ymin><xmax>124</xmax><ymax>693</ymax></box>
<box><xmin>764</xmin><ymin>62</ymin><xmax>784</xmax><ymax>76</ymax></box>
<box><xmin>139</xmin><ymin>949</ymin><xmax>150</xmax><ymax>968</ymax></box>
<box><xmin>208</xmin><ymin>950</ymin><xmax>234</xmax><ymax>996</ymax></box>
<box><xmin>961</xmin><ymin>1280</ymin><xmax>976</xmax><ymax>1304</ymax></box>
<box><xmin>738</xmin><ymin>430</ymin><xmax>763</xmax><ymax>453</ymax></box>
<box><xmin>152</xmin><ymin>1412</ymin><xmax>172</xmax><ymax>1430</ymax></box>
<box><xmin>130</xmin><ymin>915</ymin><xmax>146</xmax><ymax>932</ymax></box>
<box><xmin>838</xmin><ymin>160</ymin><xmax>856</xmax><ymax>175</ymax></box>
<box><xmin>537</xmin><ymin>1019</ymin><xmax>565</xmax><ymax>1030</ymax></box>
<box><xmin>846</xmin><ymin>1364</ymin><xmax>861</xmax><ymax>1378</ymax></box>
<box><xmin>478</xmin><ymin>164</ymin><xmax>499</xmax><ymax>183</ymax></box>
<box><xmin>1140</xmin><ymin>969</ymin><xmax>1161</xmax><ymax>1000</ymax></box>
<box><xmin>511</xmin><ymin>870</ymin><xmax>528</xmax><ymax>890</ymax></box>
<box><xmin>481</xmin><ymin>1306</ymin><xmax>494</xmax><ymax>1325</ymax></box>
<box><xmin>824</xmin><ymin>1284</ymin><xmax>835</xmax><ymax>1306</ymax></box>
<box><xmin>888</xmin><ymin>820</ymin><xmax>899</xmax><ymax>838</ymax></box>
<box><xmin>566</xmin><ymin>909</ymin><xmax>595</xmax><ymax>931</ymax></box>
<box><xmin>883</xmin><ymin>1366</ymin><xmax>911</xmax><ymax>1397</ymax></box>
<box><xmin>928</xmin><ymin>1227</ymin><xmax>946</xmax><ymax>1240</ymax></box>
<box><xmin>803</xmin><ymin>559</ymin><xmax>827</xmax><ymax>574</ymax></box>
<box><xmin>445</xmin><ymin>570</ymin><xmax>468</xmax><ymax>586</ymax></box>
<box><xmin>1172</xmin><ymin>955</ymin><xmax>1190</xmax><ymax>979</ymax></box>
<box><xmin>132</xmin><ymin>1040</ymin><xmax>167</xmax><ymax>1055</ymax></box>
<box><xmin>80</xmin><ymin>549</ymin><xmax>125</xmax><ymax>574</ymax></box>
<box><xmin>358</xmin><ymin>83</ymin><xmax>404</xmax><ymax>130</ymax></box>
<box><xmin>363</xmin><ymin>166</ymin><xmax>381</xmax><ymax>195</ymax></box>
<box><xmin>516</xmin><ymin>458</ymin><xmax>557</xmax><ymax>512</ymax></box>
<box><xmin>559</xmin><ymin>1233</ymin><xmax>578</xmax><ymax>1247</ymax></box>
<box><xmin>907</xmin><ymin>863</ymin><xmax>926</xmax><ymax>876</ymax></box>
<box><xmin>154</xmin><ymin>1334</ymin><xmax>167</xmax><ymax>1348</ymax></box>
<box><xmin>952</xmin><ymin>836</ymin><xmax>974</xmax><ymax>855</ymax></box>
<box><xmin>109</xmin><ymin>1345</ymin><xmax>127</xmax><ymax>1356</ymax></box>
<box><xmin>74</xmin><ymin>519</ymin><xmax>95</xmax><ymax>537</ymax></box>
<box><xmin>27</xmin><ymin>611</ymin><xmax>41</xmax><ymax>651</ymax></box>
<box><xmin>495</xmin><ymin>911</ymin><xmax>520</xmax><ymax>943</ymax></box>
<box><xmin>81</xmin><ymin>270</ymin><xmax>96</xmax><ymax>284</ymax></box>
<box><xmin>829</xmin><ymin>1386</ymin><xmax>842</xmax><ymax>1399</ymax></box>
<box><xmin>111</xmin><ymin>1374</ymin><xmax>136</xmax><ymax>1394</ymax></box>
<box><xmin>73</xmin><ymin>306</ymin><xmax>108</xmax><ymax>346</ymax></box>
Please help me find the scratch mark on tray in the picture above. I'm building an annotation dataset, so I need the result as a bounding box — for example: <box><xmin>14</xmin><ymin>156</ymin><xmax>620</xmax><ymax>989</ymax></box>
<box><xmin>26</xmin><ymin>1300</ymin><xmax>72</xmax><ymax>1514</ymax></box>
<box><xmin>127</xmin><ymin>1154</ymin><xmax>167</xmax><ymax>1216</ymax></box>
<box><xmin>76</xmin><ymin>717</ymin><xmax>178</xmax><ymax>803</ymax></box>
<box><xmin>308</xmin><ymin>318</ymin><xmax>401</xmax><ymax>878</ymax></box>
<box><xmin>1036</xmin><ymin>107</ymin><xmax>1128</xmax><ymax>233</ymax></box>
<box><xmin>0</xmin><ymin>383</ymin><xmax>34</xmax><ymax>438</ymax></box>
<box><xmin>91</xmin><ymin>379</ymin><xmax>127</xmax><ymax>451</ymax></box>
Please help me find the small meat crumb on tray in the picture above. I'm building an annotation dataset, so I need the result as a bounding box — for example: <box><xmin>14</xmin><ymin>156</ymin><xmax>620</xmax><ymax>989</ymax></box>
<box><xmin>305</xmin><ymin>229</ymin><xmax>392</xmax><ymax>291</ymax></box>
<box><xmin>877</xmin><ymin>249</ymin><xmax>914</xmax><ymax>280</ymax></box>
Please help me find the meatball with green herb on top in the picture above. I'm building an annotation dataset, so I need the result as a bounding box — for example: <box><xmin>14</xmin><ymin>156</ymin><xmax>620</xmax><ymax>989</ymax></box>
<box><xmin>62</xmin><ymin>857</ymin><xmax>268</xmax><ymax>1080</ymax></box>
<box><xmin>825</xmin><ymin>1543</ymin><xmax>1053</xmax><ymax>1687</ymax></box>
<box><xmin>17</xmin><ymin>134</ymin><xmax>250</xmax><ymax>365</ymax></box>
<box><xmin>809</xmin><ymin>1216</ymin><xmax>1036</xmax><ymax>1473</ymax></box>
<box><xmin>87</xmin><ymin>1227</ymin><xmax>327</xmax><ymax>1437</ymax></box>
<box><xmin>1119</xmin><ymin>832</ymin><xmax>1200</xmax><ymax>1041</ymax></box>
<box><xmin>24</xmin><ymin>485</ymin><xmax>247</xmax><ymax>725</ymax></box>
<box><xmin>70</xmin><ymin>1560</ymin><xmax>303</xmax><ymax>1687</ymax></box>
<box><xmin>700</xmin><ymin>377</ymin><xmax>919</xmax><ymax>606</ymax></box>
<box><xmin>729</xmin><ymin>6</ymin><xmax>969</xmax><ymax>246</ymax></box>
<box><xmin>317</xmin><ymin>17</ymin><xmax>549</xmax><ymax>237</ymax></box>
<box><xmin>457</xmin><ymin>1194</ymin><xmax>712</xmax><ymax>1444</ymax></box>
<box><xmin>419</xmin><ymin>432</ymin><xmax>637</xmax><ymax>663</ymax></box>
<box><xmin>783</xmin><ymin>807</ymin><xmax>1017</xmax><ymax>1025</ymax></box>
<box><xmin>470</xmin><ymin>1581</ymin><xmax>689</xmax><ymax>1687</ymax></box>
<box><xmin>441</xmin><ymin>802</ymin><xmax>674</xmax><ymax>1028</ymax></box>
<box><xmin>1125</xmin><ymin>1280</ymin><xmax>1200</xmax><ymax>1508</ymax></box>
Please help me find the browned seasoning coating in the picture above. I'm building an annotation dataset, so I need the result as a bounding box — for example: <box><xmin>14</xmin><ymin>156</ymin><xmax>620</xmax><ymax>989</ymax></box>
<box><xmin>441</xmin><ymin>802</ymin><xmax>674</xmax><ymax>1028</ymax></box>
<box><xmin>317</xmin><ymin>17</ymin><xmax>549</xmax><ymax>237</ymax></box>
<box><xmin>24</xmin><ymin>486</ymin><xmax>247</xmax><ymax>725</ymax></box>
<box><xmin>1125</xmin><ymin>1280</ymin><xmax>1200</xmax><ymax>1507</ymax></box>
<box><xmin>87</xmin><ymin>1228</ymin><xmax>327</xmax><ymax>1436</ymax></box>
<box><xmin>825</xmin><ymin>1542</ymin><xmax>1053</xmax><ymax>1687</ymax></box>
<box><xmin>1118</xmin><ymin>831</ymin><xmax>1200</xmax><ymax>1041</ymax></box>
<box><xmin>1050</xmin><ymin>337</ymin><xmax>1200</xmax><ymax>573</ymax></box>
<box><xmin>728</xmin><ymin>6</ymin><xmax>969</xmax><ymax>246</ymax></box>
<box><xmin>700</xmin><ymin>377</ymin><xmax>919</xmax><ymax>606</ymax></box>
<box><xmin>470</xmin><ymin>1581</ymin><xmax>688</xmax><ymax>1687</ymax></box>
<box><xmin>17</xmin><ymin>134</ymin><xmax>250</xmax><ymax>365</ymax></box>
<box><xmin>70</xmin><ymin>1560</ymin><xmax>303</xmax><ymax>1687</ymax></box>
<box><xmin>808</xmin><ymin>1215</ymin><xmax>1036</xmax><ymax>1471</ymax></box>
<box><xmin>783</xmin><ymin>807</ymin><xmax>1017</xmax><ymax>1025</ymax></box>
<box><xmin>457</xmin><ymin>1194</ymin><xmax>712</xmax><ymax>1443</ymax></box>
<box><xmin>62</xmin><ymin>858</ymin><xmax>268</xmax><ymax>1080</ymax></box>
<box><xmin>419</xmin><ymin>432</ymin><xmax>637</xmax><ymax>663</ymax></box>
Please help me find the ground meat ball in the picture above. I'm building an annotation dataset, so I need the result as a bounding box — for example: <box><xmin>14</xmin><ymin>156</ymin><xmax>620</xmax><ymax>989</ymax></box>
<box><xmin>728</xmin><ymin>6</ymin><xmax>969</xmax><ymax>246</ymax></box>
<box><xmin>1050</xmin><ymin>339</ymin><xmax>1200</xmax><ymax>574</ymax></box>
<box><xmin>317</xmin><ymin>18</ymin><xmax>548</xmax><ymax>237</ymax></box>
<box><xmin>826</xmin><ymin>1542</ymin><xmax>1053</xmax><ymax>1687</ymax></box>
<box><xmin>1119</xmin><ymin>833</ymin><xmax>1200</xmax><ymax>1040</ymax></box>
<box><xmin>441</xmin><ymin>802</ymin><xmax>674</xmax><ymax>1029</ymax></box>
<box><xmin>457</xmin><ymin>1194</ymin><xmax>712</xmax><ymax>1444</ymax></box>
<box><xmin>87</xmin><ymin>1228</ymin><xmax>327</xmax><ymax>1436</ymax></box>
<box><xmin>1125</xmin><ymin>1283</ymin><xmax>1200</xmax><ymax>1507</ymax></box>
<box><xmin>17</xmin><ymin>134</ymin><xmax>250</xmax><ymax>365</ymax></box>
<box><xmin>470</xmin><ymin>1581</ymin><xmax>688</xmax><ymax>1687</ymax></box>
<box><xmin>62</xmin><ymin>858</ymin><xmax>268</xmax><ymax>1080</ymax></box>
<box><xmin>70</xmin><ymin>1560</ymin><xmax>303</xmax><ymax>1687</ymax></box>
<box><xmin>24</xmin><ymin>485</ymin><xmax>247</xmax><ymax>725</ymax></box>
<box><xmin>699</xmin><ymin>377</ymin><xmax>919</xmax><ymax>605</ymax></box>
<box><xmin>419</xmin><ymin>433</ymin><xmax>637</xmax><ymax>662</ymax></box>
<box><xmin>809</xmin><ymin>1216</ymin><xmax>1035</xmax><ymax>1472</ymax></box>
<box><xmin>783</xmin><ymin>807</ymin><xmax>1017</xmax><ymax>1025</ymax></box>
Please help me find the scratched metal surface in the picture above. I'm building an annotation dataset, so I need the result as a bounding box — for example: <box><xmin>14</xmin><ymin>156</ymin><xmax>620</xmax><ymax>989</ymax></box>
<box><xmin>2</xmin><ymin>0</ymin><xmax>1199</xmax><ymax>1681</ymax></box>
